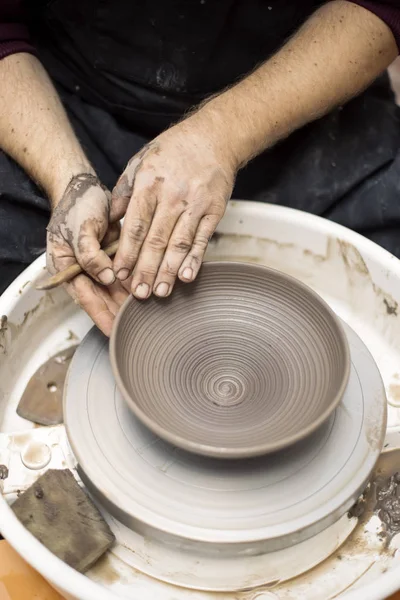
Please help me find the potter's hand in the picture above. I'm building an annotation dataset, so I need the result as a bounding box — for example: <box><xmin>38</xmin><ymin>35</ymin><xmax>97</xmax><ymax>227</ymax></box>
<box><xmin>46</xmin><ymin>173</ymin><xmax>129</xmax><ymax>336</ymax></box>
<box><xmin>112</xmin><ymin>118</ymin><xmax>237</xmax><ymax>299</ymax></box>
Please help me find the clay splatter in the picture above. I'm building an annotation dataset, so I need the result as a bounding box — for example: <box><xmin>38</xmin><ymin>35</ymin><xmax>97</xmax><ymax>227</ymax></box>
<box><xmin>383</xmin><ymin>297</ymin><xmax>398</xmax><ymax>316</ymax></box>
<box><xmin>375</xmin><ymin>471</ymin><xmax>400</xmax><ymax>542</ymax></box>
<box><xmin>0</xmin><ymin>465</ymin><xmax>9</xmax><ymax>480</ymax></box>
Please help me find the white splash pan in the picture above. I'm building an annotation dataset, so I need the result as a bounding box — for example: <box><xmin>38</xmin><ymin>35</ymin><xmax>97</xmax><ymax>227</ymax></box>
<box><xmin>2</xmin><ymin>200</ymin><xmax>400</xmax><ymax>600</ymax></box>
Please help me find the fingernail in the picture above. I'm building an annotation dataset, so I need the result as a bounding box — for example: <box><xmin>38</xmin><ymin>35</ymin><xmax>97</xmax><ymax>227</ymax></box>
<box><xmin>116</xmin><ymin>268</ymin><xmax>130</xmax><ymax>281</ymax></box>
<box><xmin>181</xmin><ymin>267</ymin><xmax>193</xmax><ymax>281</ymax></box>
<box><xmin>98</xmin><ymin>268</ymin><xmax>116</xmax><ymax>285</ymax></box>
<box><xmin>135</xmin><ymin>283</ymin><xmax>150</xmax><ymax>299</ymax></box>
<box><xmin>155</xmin><ymin>282</ymin><xmax>170</xmax><ymax>297</ymax></box>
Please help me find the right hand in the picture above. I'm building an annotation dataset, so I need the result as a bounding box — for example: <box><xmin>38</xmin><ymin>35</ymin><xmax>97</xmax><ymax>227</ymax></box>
<box><xmin>46</xmin><ymin>173</ymin><xmax>130</xmax><ymax>336</ymax></box>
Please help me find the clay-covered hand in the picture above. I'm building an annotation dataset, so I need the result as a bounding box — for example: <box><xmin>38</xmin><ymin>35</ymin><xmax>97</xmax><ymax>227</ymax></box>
<box><xmin>112</xmin><ymin>118</ymin><xmax>237</xmax><ymax>299</ymax></box>
<box><xmin>46</xmin><ymin>173</ymin><xmax>130</xmax><ymax>336</ymax></box>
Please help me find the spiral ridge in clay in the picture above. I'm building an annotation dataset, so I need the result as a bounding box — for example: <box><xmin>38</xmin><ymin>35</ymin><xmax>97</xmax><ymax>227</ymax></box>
<box><xmin>110</xmin><ymin>262</ymin><xmax>350</xmax><ymax>458</ymax></box>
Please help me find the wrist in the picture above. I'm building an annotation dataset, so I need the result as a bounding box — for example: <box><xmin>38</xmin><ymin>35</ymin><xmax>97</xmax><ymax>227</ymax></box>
<box><xmin>46</xmin><ymin>158</ymin><xmax>96</xmax><ymax>209</ymax></box>
<box><xmin>187</xmin><ymin>103</ymin><xmax>243</xmax><ymax>173</ymax></box>
<box><xmin>195</xmin><ymin>96</ymin><xmax>255</xmax><ymax>170</ymax></box>
<box><xmin>198</xmin><ymin>87</ymin><xmax>278</xmax><ymax>169</ymax></box>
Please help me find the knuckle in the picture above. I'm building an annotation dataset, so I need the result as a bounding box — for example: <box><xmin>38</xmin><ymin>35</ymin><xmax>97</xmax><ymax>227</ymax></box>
<box><xmin>194</xmin><ymin>233</ymin><xmax>210</xmax><ymax>249</ymax></box>
<box><xmin>170</xmin><ymin>191</ymin><xmax>188</xmax><ymax>207</ymax></box>
<box><xmin>124</xmin><ymin>218</ymin><xmax>149</xmax><ymax>243</ymax></box>
<box><xmin>187</xmin><ymin>253</ymin><xmax>201</xmax><ymax>265</ymax></box>
<box><xmin>79</xmin><ymin>252</ymin><xmax>100</xmax><ymax>272</ymax></box>
<box><xmin>116</xmin><ymin>251</ymin><xmax>137</xmax><ymax>267</ymax></box>
<box><xmin>137</xmin><ymin>266</ymin><xmax>158</xmax><ymax>278</ymax></box>
<box><xmin>171</xmin><ymin>238</ymin><xmax>192</xmax><ymax>253</ymax></box>
<box><xmin>147</xmin><ymin>233</ymin><xmax>168</xmax><ymax>250</ymax></box>
<box><xmin>165</xmin><ymin>180</ymin><xmax>189</xmax><ymax>199</ymax></box>
<box><xmin>160</xmin><ymin>262</ymin><xmax>178</xmax><ymax>277</ymax></box>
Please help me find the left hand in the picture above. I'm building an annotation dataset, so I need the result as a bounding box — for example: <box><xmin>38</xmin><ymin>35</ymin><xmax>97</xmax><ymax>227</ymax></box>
<box><xmin>46</xmin><ymin>173</ymin><xmax>131</xmax><ymax>336</ymax></box>
<box><xmin>112</xmin><ymin>115</ymin><xmax>237</xmax><ymax>299</ymax></box>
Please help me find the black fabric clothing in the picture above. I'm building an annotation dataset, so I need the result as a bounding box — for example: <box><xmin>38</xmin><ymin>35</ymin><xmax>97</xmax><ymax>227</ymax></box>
<box><xmin>1</xmin><ymin>1</ymin><xmax>400</xmax><ymax>294</ymax></box>
<box><xmin>27</xmin><ymin>0</ymin><xmax>325</xmax><ymax>136</ymax></box>
<box><xmin>0</xmin><ymin>84</ymin><xmax>147</xmax><ymax>292</ymax></box>
<box><xmin>1</xmin><ymin>76</ymin><xmax>400</xmax><ymax>294</ymax></box>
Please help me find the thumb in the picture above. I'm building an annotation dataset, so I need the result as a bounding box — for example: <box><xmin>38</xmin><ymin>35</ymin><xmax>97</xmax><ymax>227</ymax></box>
<box><xmin>74</xmin><ymin>225</ymin><xmax>116</xmax><ymax>286</ymax></box>
<box><xmin>110</xmin><ymin>144</ymin><xmax>153</xmax><ymax>222</ymax></box>
<box><xmin>110</xmin><ymin>170</ymin><xmax>131</xmax><ymax>223</ymax></box>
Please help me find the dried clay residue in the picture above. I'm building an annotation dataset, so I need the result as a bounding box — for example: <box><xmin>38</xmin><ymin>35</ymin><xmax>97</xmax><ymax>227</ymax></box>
<box><xmin>89</xmin><ymin>554</ymin><xmax>122</xmax><ymax>585</ymax></box>
<box><xmin>8</xmin><ymin>433</ymin><xmax>31</xmax><ymax>451</ymax></box>
<box><xmin>338</xmin><ymin>240</ymin><xmax>399</xmax><ymax>318</ymax></box>
<box><xmin>348</xmin><ymin>484</ymin><xmax>371</xmax><ymax>519</ymax></box>
<box><xmin>0</xmin><ymin>315</ymin><xmax>8</xmax><ymax>353</ymax></box>
<box><xmin>209</xmin><ymin>231</ymin><xmax>399</xmax><ymax>321</ymax></box>
<box><xmin>67</xmin><ymin>329</ymin><xmax>78</xmax><ymax>341</ymax></box>
<box><xmin>389</xmin><ymin>384</ymin><xmax>400</xmax><ymax>405</ymax></box>
<box><xmin>375</xmin><ymin>471</ymin><xmax>400</xmax><ymax>543</ymax></box>
<box><xmin>384</xmin><ymin>297</ymin><xmax>398</xmax><ymax>316</ymax></box>
<box><xmin>346</xmin><ymin>451</ymin><xmax>400</xmax><ymax>550</ymax></box>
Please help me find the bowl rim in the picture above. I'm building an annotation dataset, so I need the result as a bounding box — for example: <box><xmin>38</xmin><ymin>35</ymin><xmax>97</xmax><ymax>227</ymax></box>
<box><xmin>109</xmin><ymin>260</ymin><xmax>351</xmax><ymax>458</ymax></box>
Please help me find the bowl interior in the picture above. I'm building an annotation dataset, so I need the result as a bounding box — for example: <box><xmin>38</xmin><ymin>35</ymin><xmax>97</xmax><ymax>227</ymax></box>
<box><xmin>110</xmin><ymin>262</ymin><xmax>350</xmax><ymax>458</ymax></box>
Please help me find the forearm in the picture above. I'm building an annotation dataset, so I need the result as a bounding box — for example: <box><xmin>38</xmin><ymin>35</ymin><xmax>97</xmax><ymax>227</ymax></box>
<box><xmin>0</xmin><ymin>53</ymin><xmax>94</xmax><ymax>206</ymax></box>
<box><xmin>197</xmin><ymin>0</ymin><xmax>398</xmax><ymax>168</ymax></box>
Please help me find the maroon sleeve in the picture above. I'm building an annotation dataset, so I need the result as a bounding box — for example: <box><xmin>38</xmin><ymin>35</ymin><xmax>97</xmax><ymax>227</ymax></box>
<box><xmin>0</xmin><ymin>0</ymin><xmax>36</xmax><ymax>60</ymax></box>
<box><xmin>350</xmin><ymin>1</ymin><xmax>400</xmax><ymax>51</ymax></box>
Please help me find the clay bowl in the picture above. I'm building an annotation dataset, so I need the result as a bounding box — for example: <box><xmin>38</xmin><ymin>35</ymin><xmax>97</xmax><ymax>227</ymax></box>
<box><xmin>110</xmin><ymin>262</ymin><xmax>350</xmax><ymax>459</ymax></box>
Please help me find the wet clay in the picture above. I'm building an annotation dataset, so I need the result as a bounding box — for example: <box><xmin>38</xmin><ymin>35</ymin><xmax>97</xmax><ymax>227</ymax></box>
<box><xmin>0</xmin><ymin>465</ymin><xmax>9</xmax><ymax>480</ymax></box>
<box><xmin>351</xmin><ymin>450</ymin><xmax>400</xmax><ymax>545</ymax></box>
<box><xmin>47</xmin><ymin>173</ymin><xmax>110</xmax><ymax>253</ymax></box>
<box><xmin>375</xmin><ymin>471</ymin><xmax>400</xmax><ymax>542</ymax></box>
<box><xmin>111</xmin><ymin>261</ymin><xmax>350</xmax><ymax>458</ymax></box>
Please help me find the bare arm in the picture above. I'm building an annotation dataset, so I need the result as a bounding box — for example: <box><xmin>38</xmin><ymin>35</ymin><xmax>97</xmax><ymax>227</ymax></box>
<box><xmin>0</xmin><ymin>53</ymin><xmax>129</xmax><ymax>334</ymax></box>
<box><xmin>0</xmin><ymin>53</ymin><xmax>93</xmax><ymax>203</ymax></box>
<box><xmin>196</xmin><ymin>0</ymin><xmax>398</xmax><ymax>167</ymax></box>
<box><xmin>113</xmin><ymin>0</ymin><xmax>398</xmax><ymax>300</ymax></box>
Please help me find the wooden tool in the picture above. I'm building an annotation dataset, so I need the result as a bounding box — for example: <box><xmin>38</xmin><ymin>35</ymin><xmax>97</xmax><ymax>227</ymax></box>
<box><xmin>35</xmin><ymin>240</ymin><xmax>119</xmax><ymax>291</ymax></box>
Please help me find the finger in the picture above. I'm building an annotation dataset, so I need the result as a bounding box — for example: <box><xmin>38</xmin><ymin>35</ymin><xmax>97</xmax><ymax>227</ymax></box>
<box><xmin>130</xmin><ymin>207</ymin><xmax>183</xmax><ymax>299</ymax></box>
<box><xmin>67</xmin><ymin>277</ymin><xmax>129</xmax><ymax>323</ymax></box>
<box><xmin>120</xmin><ymin>275</ymin><xmax>133</xmax><ymax>294</ymax></box>
<box><xmin>108</xmin><ymin>279</ymin><xmax>130</xmax><ymax>307</ymax></box>
<box><xmin>179</xmin><ymin>215</ymin><xmax>220</xmax><ymax>283</ymax></box>
<box><xmin>113</xmin><ymin>187</ymin><xmax>156</xmax><ymax>282</ymax></box>
<box><xmin>110</xmin><ymin>144</ymin><xmax>152</xmax><ymax>222</ymax></box>
<box><xmin>110</xmin><ymin>170</ymin><xmax>133</xmax><ymax>222</ymax></box>
<box><xmin>102</xmin><ymin>222</ymin><xmax>120</xmax><ymax>248</ymax></box>
<box><xmin>74</xmin><ymin>223</ymin><xmax>116</xmax><ymax>286</ymax></box>
<box><xmin>66</xmin><ymin>274</ymin><xmax>121</xmax><ymax>337</ymax></box>
<box><xmin>153</xmin><ymin>212</ymin><xmax>200</xmax><ymax>297</ymax></box>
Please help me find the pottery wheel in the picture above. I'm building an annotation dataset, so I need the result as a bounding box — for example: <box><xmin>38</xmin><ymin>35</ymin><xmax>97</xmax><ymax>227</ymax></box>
<box><xmin>64</xmin><ymin>321</ymin><xmax>386</xmax><ymax>557</ymax></box>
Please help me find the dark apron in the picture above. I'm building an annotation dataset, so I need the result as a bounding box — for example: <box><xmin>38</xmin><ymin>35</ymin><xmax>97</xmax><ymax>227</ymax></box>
<box><xmin>11</xmin><ymin>0</ymin><xmax>400</xmax><ymax>262</ymax></box>
<box><xmin>28</xmin><ymin>0</ymin><xmax>324</xmax><ymax>132</ymax></box>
